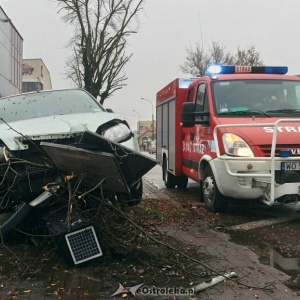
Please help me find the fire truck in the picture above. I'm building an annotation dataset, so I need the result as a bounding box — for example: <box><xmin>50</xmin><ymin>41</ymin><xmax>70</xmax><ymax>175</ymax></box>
<box><xmin>156</xmin><ymin>65</ymin><xmax>300</xmax><ymax>212</ymax></box>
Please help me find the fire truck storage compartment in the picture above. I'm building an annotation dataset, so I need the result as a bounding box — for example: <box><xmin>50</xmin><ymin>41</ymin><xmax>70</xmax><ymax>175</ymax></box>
<box><xmin>157</xmin><ymin>98</ymin><xmax>176</xmax><ymax>172</ymax></box>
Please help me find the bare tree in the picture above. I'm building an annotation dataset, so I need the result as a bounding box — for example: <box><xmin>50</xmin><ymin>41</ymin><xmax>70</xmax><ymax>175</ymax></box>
<box><xmin>180</xmin><ymin>43</ymin><xmax>210</xmax><ymax>77</ymax></box>
<box><xmin>180</xmin><ymin>41</ymin><xmax>263</xmax><ymax>77</ymax></box>
<box><xmin>209</xmin><ymin>41</ymin><xmax>235</xmax><ymax>66</ymax></box>
<box><xmin>56</xmin><ymin>0</ymin><xmax>144</xmax><ymax>105</ymax></box>
<box><xmin>235</xmin><ymin>45</ymin><xmax>263</xmax><ymax>66</ymax></box>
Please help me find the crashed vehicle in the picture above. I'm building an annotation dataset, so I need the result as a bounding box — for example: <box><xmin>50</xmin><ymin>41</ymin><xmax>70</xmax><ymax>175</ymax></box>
<box><xmin>0</xmin><ymin>89</ymin><xmax>156</xmax><ymax>264</ymax></box>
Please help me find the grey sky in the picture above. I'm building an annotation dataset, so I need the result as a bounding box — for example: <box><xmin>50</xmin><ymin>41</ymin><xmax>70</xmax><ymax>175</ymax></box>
<box><xmin>1</xmin><ymin>0</ymin><xmax>300</xmax><ymax>130</ymax></box>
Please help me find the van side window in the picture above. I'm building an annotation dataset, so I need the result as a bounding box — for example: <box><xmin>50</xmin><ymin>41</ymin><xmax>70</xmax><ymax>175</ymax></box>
<box><xmin>195</xmin><ymin>83</ymin><xmax>208</xmax><ymax>122</ymax></box>
<box><xmin>187</xmin><ymin>88</ymin><xmax>195</xmax><ymax>102</ymax></box>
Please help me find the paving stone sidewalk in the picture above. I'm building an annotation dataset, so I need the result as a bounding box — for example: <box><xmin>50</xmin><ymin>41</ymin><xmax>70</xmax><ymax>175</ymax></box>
<box><xmin>143</xmin><ymin>178</ymin><xmax>300</xmax><ymax>300</ymax></box>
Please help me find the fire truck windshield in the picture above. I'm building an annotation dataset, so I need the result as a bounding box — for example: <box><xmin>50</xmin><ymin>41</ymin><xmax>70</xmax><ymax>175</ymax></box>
<box><xmin>213</xmin><ymin>80</ymin><xmax>300</xmax><ymax>116</ymax></box>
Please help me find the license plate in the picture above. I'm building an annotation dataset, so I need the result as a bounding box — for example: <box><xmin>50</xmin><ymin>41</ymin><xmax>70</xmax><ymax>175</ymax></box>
<box><xmin>281</xmin><ymin>162</ymin><xmax>300</xmax><ymax>170</ymax></box>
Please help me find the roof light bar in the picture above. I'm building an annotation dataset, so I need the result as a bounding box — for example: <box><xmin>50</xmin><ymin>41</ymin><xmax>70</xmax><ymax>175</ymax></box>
<box><xmin>207</xmin><ymin>65</ymin><xmax>288</xmax><ymax>75</ymax></box>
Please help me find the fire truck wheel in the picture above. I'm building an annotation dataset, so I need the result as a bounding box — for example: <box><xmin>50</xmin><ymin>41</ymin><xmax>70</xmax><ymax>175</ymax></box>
<box><xmin>163</xmin><ymin>161</ymin><xmax>176</xmax><ymax>188</ymax></box>
<box><xmin>177</xmin><ymin>175</ymin><xmax>188</xmax><ymax>189</ymax></box>
<box><xmin>202</xmin><ymin>166</ymin><xmax>228</xmax><ymax>212</ymax></box>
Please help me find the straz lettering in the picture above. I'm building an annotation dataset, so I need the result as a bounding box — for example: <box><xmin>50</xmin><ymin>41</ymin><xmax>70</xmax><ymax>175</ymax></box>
<box><xmin>183</xmin><ymin>141</ymin><xmax>193</xmax><ymax>153</ymax></box>
<box><xmin>264</xmin><ymin>126</ymin><xmax>300</xmax><ymax>133</ymax></box>
<box><xmin>193</xmin><ymin>143</ymin><xmax>206</xmax><ymax>154</ymax></box>
<box><xmin>235</xmin><ymin>66</ymin><xmax>251</xmax><ymax>73</ymax></box>
<box><xmin>183</xmin><ymin>141</ymin><xmax>206</xmax><ymax>154</ymax></box>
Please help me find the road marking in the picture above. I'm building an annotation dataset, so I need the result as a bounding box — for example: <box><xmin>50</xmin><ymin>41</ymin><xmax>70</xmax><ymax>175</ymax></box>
<box><xmin>228</xmin><ymin>214</ymin><xmax>300</xmax><ymax>231</ymax></box>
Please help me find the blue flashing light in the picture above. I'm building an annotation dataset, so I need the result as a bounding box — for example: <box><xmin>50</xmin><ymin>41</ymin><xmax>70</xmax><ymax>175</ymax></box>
<box><xmin>207</xmin><ymin>65</ymin><xmax>222</xmax><ymax>74</ymax></box>
<box><xmin>206</xmin><ymin>65</ymin><xmax>288</xmax><ymax>75</ymax></box>
<box><xmin>219</xmin><ymin>66</ymin><xmax>236</xmax><ymax>74</ymax></box>
<box><xmin>280</xmin><ymin>149</ymin><xmax>291</xmax><ymax>157</ymax></box>
<box><xmin>207</xmin><ymin>65</ymin><xmax>235</xmax><ymax>74</ymax></box>
<box><xmin>264</xmin><ymin>66</ymin><xmax>288</xmax><ymax>75</ymax></box>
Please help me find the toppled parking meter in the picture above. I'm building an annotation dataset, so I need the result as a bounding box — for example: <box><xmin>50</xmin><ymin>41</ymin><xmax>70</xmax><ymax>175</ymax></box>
<box><xmin>45</xmin><ymin>209</ymin><xmax>104</xmax><ymax>266</ymax></box>
<box><xmin>0</xmin><ymin>130</ymin><xmax>156</xmax><ymax>266</ymax></box>
<box><xmin>39</xmin><ymin>131</ymin><xmax>157</xmax><ymax>265</ymax></box>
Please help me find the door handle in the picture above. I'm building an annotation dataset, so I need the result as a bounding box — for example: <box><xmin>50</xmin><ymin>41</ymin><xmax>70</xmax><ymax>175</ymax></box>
<box><xmin>190</xmin><ymin>132</ymin><xmax>194</xmax><ymax>141</ymax></box>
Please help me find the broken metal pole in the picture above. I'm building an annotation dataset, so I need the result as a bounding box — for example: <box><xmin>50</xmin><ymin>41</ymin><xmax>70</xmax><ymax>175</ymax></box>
<box><xmin>194</xmin><ymin>271</ymin><xmax>238</xmax><ymax>292</ymax></box>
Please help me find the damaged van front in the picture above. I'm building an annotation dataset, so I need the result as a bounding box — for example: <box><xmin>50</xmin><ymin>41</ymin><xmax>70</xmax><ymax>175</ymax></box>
<box><xmin>0</xmin><ymin>89</ymin><xmax>156</xmax><ymax>239</ymax></box>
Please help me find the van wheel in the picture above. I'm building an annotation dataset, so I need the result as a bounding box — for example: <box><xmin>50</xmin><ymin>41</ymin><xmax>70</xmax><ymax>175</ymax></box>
<box><xmin>117</xmin><ymin>179</ymin><xmax>143</xmax><ymax>207</ymax></box>
<box><xmin>163</xmin><ymin>161</ymin><xmax>176</xmax><ymax>188</ymax></box>
<box><xmin>177</xmin><ymin>175</ymin><xmax>188</xmax><ymax>189</ymax></box>
<box><xmin>202</xmin><ymin>166</ymin><xmax>228</xmax><ymax>212</ymax></box>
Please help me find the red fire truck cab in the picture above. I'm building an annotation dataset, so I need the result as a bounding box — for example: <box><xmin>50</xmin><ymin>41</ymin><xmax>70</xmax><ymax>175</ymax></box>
<box><xmin>156</xmin><ymin>66</ymin><xmax>300</xmax><ymax>212</ymax></box>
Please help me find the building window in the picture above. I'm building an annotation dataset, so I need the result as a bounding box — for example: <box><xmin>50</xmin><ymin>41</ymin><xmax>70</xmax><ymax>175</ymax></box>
<box><xmin>22</xmin><ymin>82</ymin><xmax>43</xmax><ymax>93</ymax></box>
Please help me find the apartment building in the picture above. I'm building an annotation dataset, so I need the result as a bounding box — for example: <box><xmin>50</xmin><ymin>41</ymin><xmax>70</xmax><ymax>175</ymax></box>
<box><xmin>0</xmin><ymin>6</ymin><xmax>23</xmax><ymax>97</ymax></box>
<box><xmin>22</xmin><ymin>58</ymin><xmax>52</xmax><ymax>92</ymax></box>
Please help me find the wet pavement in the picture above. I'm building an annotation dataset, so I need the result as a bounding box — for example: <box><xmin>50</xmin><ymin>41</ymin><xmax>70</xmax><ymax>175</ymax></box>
<box><xmin>145</xmin><ymin>156</ymin><xmax>300</xmax><ymax>289</ymax></box>
<box><xmin>142</xmin><ymin>178</ymin><xmax>300</xmax><ymax>300</ymax></box>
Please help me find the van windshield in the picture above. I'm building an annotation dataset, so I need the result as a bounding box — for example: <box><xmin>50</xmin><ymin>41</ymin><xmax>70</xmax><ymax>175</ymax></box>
<box><xmin>0</xmin><ymin>89</ymin><xmax>106</xmax><ymax>122</ymax></box>
<box><xmin>212</xmin><ymin>80</ymin><xmax>300</xmax><ymax>116</ymax></box>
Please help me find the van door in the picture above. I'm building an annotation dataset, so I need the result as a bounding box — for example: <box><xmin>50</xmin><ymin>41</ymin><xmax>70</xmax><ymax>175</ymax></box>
<box><xmin>182</xmin><ymin>82</ymin><xmax>210</xmax><ymax>182</ymax></box>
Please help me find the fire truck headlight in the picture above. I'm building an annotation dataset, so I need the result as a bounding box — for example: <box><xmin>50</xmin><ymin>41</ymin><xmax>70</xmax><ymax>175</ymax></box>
<box><xmin>222</xmin><ymin>133</ymin><xmax>254</xmax><ymax>157</ymax></box>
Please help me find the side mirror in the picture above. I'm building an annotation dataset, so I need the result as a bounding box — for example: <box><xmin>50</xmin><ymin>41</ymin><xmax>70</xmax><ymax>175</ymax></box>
<box><xmin>181</xmin><ymin>102</ymin><xmax>210</xmax><ymax>127</ymax></box>
<box><xmin>181</xmin><ymin>102</ymin><xmax>195</xmax><ymax>127</ymax></box>
<box><xmin>106</xmin><ymin>108</ymin><xmax>114</xmax><ymax>113</ymax></box>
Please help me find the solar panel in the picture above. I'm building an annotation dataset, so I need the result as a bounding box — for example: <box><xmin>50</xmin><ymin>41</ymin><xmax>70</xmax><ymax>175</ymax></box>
<box><xmin>65</xmin><ymin>226</ymin><xmax>103</xmax><ymax>264</ymax></box>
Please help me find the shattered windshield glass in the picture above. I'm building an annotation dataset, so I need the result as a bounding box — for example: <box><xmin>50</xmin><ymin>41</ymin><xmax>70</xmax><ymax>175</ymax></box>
<box><xmin>213</xmin><ymin>80</ymin><xmax>300</xmax><ymax>116</ymax></box>
<box><xmin>0</xmin><ymin>89</ymin><xmax>106</xmax><ymax>122</ymax></box>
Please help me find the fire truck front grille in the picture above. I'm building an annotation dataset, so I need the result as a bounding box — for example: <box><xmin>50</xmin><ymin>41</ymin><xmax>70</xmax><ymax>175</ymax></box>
<box><xmin>275</xmin><ymin>170</ymin><xmax>300</xmax><ymax>184</ymax></box>
<box><xmin>275</xmin><ymin>171</ymin><xmax>282</xmax><ymax>183</ymax></box>
<box><xmin>258</xmin><ymin>144</ymin><xmax>300</xmax><ymax>157</ymax></box>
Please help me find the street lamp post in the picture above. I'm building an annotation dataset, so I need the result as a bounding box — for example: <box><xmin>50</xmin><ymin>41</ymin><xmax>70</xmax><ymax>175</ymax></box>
<box><xmin>141</xmin><ymin>97</ymin><xmax>154</xmax><ymax>141</ymax></box>
<box><xmin>132</xmin><ymin>109</ymin><xmax>141</xmax><ymax>135</ymax></box>
<box><xmin>132</xmin><ymin>110</ymin><xmax>141</xmax><ymax>149</ymax></box>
